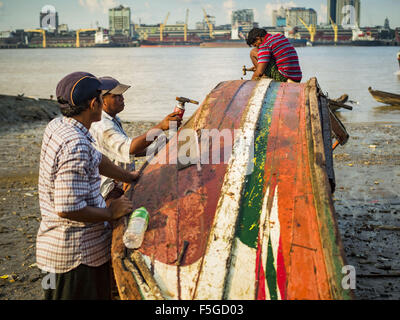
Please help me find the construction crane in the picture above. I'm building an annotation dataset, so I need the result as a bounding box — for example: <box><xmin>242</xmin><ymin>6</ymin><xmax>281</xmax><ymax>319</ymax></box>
<box><xmin>25</xmin><ymin>29</ymin><xmax>46</xmax><ymax>48</ymax></box>
<box><xmin>160</xmin><ymin>12</ymin><xmax>170</xmax><ymax>42</ymax></box>
<box><xmin>202</xmin><ymin>8</ymin><xmax>214</xmax><ymax>39</ymax></box>
<box><xmin>184</xmin><ymin>9</ymin><xmax>189</xmax><ymax>42</ymax></box>
<box><xmin>76</xmin><ymin>28</ymin><xmax>97</xmax><ymax>48</ymax></box>
<box><xmin>298</xmin><ymin>17</ymin><xmax>316</xmax><ymax>43</ymax></box>
<box><xmin>329</xmin><ymin>17</ymin><xmax>338</xmax><ymax>44</ymax></box>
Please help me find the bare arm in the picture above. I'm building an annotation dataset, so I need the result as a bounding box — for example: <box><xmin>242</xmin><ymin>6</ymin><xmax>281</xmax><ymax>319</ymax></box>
<box><xmin>99</xmin><ymin>154</ymin><xmax>140</xmax><ymax>182</ymax></box>
<box><xmin>58</xmin><ymin>195</ymin><xmax>133</xmax><ymax>222</ymax></box>
<box><xmin>129</xmin><ymin>111</ymin><xmax>182</xmax><ymax>155</ymax></box>
<box><xmin>252</xmin><ymin>63</ymin><xmax>267</xmax><ymax>80</ymax></box>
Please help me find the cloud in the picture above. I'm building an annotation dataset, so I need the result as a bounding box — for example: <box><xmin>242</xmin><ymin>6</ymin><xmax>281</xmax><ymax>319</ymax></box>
<box><xmin>223</xmin><ymin>0</ymin><xmax>235</xmax><ymax>21</ymax></box>
<box><xmin>319</xmin><ymin>4</ymin><xmax>327</xmax><ymax>24</ymax></box>
<box><xmin>265</xmin><ymin>1</ymin><xmax>297</xmax><ymax>18</ymax></box>
<box><xmin>78</xmin><ymin>0</ymin><xmax>119</xmax><ymax>14</ymax></box>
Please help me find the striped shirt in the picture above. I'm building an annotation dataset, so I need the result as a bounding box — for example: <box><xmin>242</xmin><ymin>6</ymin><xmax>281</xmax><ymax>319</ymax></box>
<box><xmin>258</xmin><ymin>33</ymin><xmax>302</xmax><ymax>82</ymax></box>
<box><xmin>36</xmin><ymin>116</ymin><xmax>111</xmax><ymax>274</ymax></box>
<box><xmin>90</xmin><ymin>111</ymin><xmax>135</xmax><ymax>198</ymax></box>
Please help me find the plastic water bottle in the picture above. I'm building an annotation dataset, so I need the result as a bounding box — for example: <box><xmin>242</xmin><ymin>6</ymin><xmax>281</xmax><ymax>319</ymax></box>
<box><xmin>123</xmin><ymin>207</ymin><xmax>149</xmax><ymax>249</ymax></box>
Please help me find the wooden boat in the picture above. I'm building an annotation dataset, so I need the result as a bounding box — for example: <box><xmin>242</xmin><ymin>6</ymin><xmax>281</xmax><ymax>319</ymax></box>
<box><xmin>111</xmin><ymin>78</ymin><xmax>352</xmax><ymax>300</ymax></box>
<box><xmin>368</xmin><ymin>87</ymin><xmax>400</xmax><ymax>106</ymax></box>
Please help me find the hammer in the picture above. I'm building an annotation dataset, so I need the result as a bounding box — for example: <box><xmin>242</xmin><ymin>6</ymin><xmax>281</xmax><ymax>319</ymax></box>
<box><xmin>176</xmin><ymin>97</ymin><xmax>199</xmax><ymax>106</ymax></box>
<box><xmin>242</xmin><ymin>65</ymin><xmax>254</xmax><ymax>76</ymax></box>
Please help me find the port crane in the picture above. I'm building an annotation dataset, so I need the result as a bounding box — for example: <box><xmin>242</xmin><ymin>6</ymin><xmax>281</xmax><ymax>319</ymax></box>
<box><xmin>202</xmin><ymin>8</ymin><xmax>214</xmax><ymax>39</ymax></box>
<box><xmin>298</xmin><ymin>17</ymin><xmax>316</xmax><ymax>43</ymax></box>
<box><xmin>76</xmin><ymin>28</ymin><xmax>97</xmax><ymax>48</ymax></box>
<box><xmin>329</xmin><ymin>17</ymin><xmax>338</xmax><ymax>44</ymax></box>
<box><xmin>160</xmin><ymin>12</ymin><xmax>170</xmax><ymax>42</ymax></box>
<box><xmin>184</xmin><ymin>9</ymin><xmax>189</xmax><ymax>42</ymax></box>
<box><xmin>25</xmin><ymin>29</ymin><xmax>46</xmax><ymax>48</ymax></box>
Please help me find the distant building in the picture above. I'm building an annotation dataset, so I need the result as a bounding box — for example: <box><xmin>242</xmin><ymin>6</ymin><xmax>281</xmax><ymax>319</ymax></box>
<box><xmin>272</xmin><ymin>7</ymin><xmax>287</xmax><ymax>27</ymax></box>
<box><xmin>0</xmin><ymin>30</ymin><xmax>12</xmax><ymax>39</ymax></box>
<box><xmin>231</xmin><ymin>9</ymin><xmax>255</xmax><ymax>39</ymax></box>
<box><xmin>286</xmin><ymin>8</ymin><xmax>317</xmax><ymax>27</ymax></box>
<box><xmin>384</xmin><ymin>17</ymin><xmax>390</xmax><ymax>30</ymax></box>
<box><xmin>58</xmin><ymin>24</ymin><xmax>69</xmax><ymax>33</ymax></box>
<box><xmin>109</xmin><ymin>5</ymin><xmax>132</xmax><ymax>36</ymax></box>
<box><xmin>328</xmin><ymin>0</ymin><xmax>360</xmax><ymax>27</ymax></box>
<box><xmin>232</xmin><ymin>9</ymin><xmax>254</xmax><ymax>26</ymax></box>
<box><xmin>196</xmin><ymin>15</ymin><xmax>216</xmax><ymax>31</ymax></box>
<box><xmin>327</xmin><ymin>0</ymin><xmax>338</xmax><ymax>24</ymax></box>
<box><xmin>196</xmin><ymin>21</ymin><xmax>205</xmax><ymax>30</ymax></box>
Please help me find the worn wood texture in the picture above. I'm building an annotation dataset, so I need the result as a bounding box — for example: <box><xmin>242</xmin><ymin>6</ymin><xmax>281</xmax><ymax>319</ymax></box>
<box><xmin>305</xmin><ymin>77</ymin><xmax>353</xmax><ymax>300</ymax></box>
<box><xmin>111</xmin><ymin>78</ymin><xmax>352</xmax><ymax>300</ymax></box>
<box><xmin>111</xmin><ymin>218</ymin><xmax>142</xmax><ymax>300</ymax></box>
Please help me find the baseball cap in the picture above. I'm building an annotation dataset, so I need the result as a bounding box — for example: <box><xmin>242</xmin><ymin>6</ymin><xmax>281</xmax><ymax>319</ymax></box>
<box><xmin>99</xmin><ymin>76</ymin><xmax>131</xmax><ymax>95</ymax></box>
<box><xmin>56</xmin><ymin>71</ymin><xmax>115</xmax><ymax>107</ymax></box>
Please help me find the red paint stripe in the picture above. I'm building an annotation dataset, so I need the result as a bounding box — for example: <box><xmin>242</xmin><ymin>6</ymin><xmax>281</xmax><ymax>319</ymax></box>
<box><xmin>276</xmin><ymin>237</ymin><xmax>287</xmax><ymax>299</ymax></box>
<box><xmin>256</xmin><ymin>240</ymin><xmax>266</xmax><ymax>300</ymax></box>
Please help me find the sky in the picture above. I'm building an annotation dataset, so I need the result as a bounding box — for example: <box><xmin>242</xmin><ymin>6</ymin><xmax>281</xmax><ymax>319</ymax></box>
<box><xmin>0</xmin><ymin>0</ymin><xmax>399</xmax><ymax>31</ymax></box>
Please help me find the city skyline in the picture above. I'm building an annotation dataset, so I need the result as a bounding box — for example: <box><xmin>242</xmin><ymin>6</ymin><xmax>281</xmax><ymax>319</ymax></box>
<box><xmin>0</xmin><ymin>0</ymin><xmax>399</xmax><ymax>31</ymax></box>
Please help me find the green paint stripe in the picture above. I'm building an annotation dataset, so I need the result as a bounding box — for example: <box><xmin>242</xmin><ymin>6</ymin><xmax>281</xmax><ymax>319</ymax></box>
<box><xmin>235</xmin><ymin>82</ymin><xmax>280</xmax><ymax>248</ymax></box>
<box><xmin>266</xmin><ymin>237</ymin><xmax>278</xmax><ymax>300</ymax></box>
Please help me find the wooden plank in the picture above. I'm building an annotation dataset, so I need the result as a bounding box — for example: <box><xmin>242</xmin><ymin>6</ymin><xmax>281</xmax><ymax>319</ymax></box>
<box><xmin>319</xmin><ymin>95</ymin><xmax>335</xmax><ymax>192</ymax></box>
<box><xmin>194</xmin><ymin>79</ymin><xmax>273</xmax><ymax>299</ymax></box>
<box><xmin>225</xmin><ymin>81</ymin><xmax>279</xmax><ymax>300</ymax></box>
<box><xmin>177</xmin><ymin>81</ymin><xmax>257</xmax><ymax>299</ymax></box>
<box><xmin>111</xmin><ymin>218</ymin><xmax>142</xmax><ymax>300</ymax></box>
<box><xmin>305</xmin><ymin>77</ymin><xmax>352</xmax><ymax>300</ymax></box>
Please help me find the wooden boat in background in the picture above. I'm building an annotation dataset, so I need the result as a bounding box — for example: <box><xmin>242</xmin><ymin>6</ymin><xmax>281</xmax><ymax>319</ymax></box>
<box><xmin>368</xmin><ymin>87</ymin><xmax>400</xmax><ymax>106</ymax></box>
<box><xmin>111</xmin><ymin>78</ymin><xmax>353</xmax><ymax>300</ymax></box>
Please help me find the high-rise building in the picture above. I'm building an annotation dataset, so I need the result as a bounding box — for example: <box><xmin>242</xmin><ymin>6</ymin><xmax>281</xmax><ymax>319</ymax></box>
<box><xmin>231</xmin><ymin>9</ymin><xmax>255</xmax><ymax>37</ymax></box>
<box><xmin>286</xmin><ymin>8</ymin><xmax>317</xmax><ymax>27</ymax></box>
<box><xmin>109</xmin><ymin>5</ymin><xmax>132</xmax><ymax>36</ymax></box>
<box><xmin>272</xmin><ymin>7</ymin><xmax>287</xmax><ymax>27</ymax></box>
<box><xmin>328</xmin><ymin>0</ymin><xmax>360</xmax><ymax>26</ymax></box>
<box><xmin>327</xmin><ymin>0</ymin><xmax>337</xmax><ymax>24</ymax></box>
<box><xmin>232</xmin><ymin>9</ymin><xmax>254</xmax><ymax>26</ymax></box>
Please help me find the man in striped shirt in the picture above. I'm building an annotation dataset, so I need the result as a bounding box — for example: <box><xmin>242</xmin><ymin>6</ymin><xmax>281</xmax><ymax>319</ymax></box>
<box><xmin>247</xmin><ymin>28</ymin><xmax>302</xmax><ymax>83</ymax></box>
<box><xmin>37</xmin><ymin>72</ymin><xmax>140</xmax><ymax>300</ymax></box>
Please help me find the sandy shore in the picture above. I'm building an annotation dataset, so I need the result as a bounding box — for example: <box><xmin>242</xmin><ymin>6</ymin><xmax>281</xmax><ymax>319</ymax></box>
<box><xmin>0</xmin><ymin>97</ymin><xmax>399</xmax><ymax>299</ymax></box>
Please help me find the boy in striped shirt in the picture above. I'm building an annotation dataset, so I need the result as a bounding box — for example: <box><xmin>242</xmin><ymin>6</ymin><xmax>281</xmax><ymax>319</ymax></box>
<box><xmin>246</xmin><ymin>28</ymin><xmax>302</xmax><ymax>83</ymax></box>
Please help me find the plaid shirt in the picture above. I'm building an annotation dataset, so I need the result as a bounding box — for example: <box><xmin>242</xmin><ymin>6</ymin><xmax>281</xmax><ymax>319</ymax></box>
<box><xmin>90</xmin><ymin>111</ymin><xmax>134</xmax><ymax>198</ymax></box>
<box><xmin>36</xmin><ymin>116</ymin><xmax>112</xmax><ymax>274</ymax></box>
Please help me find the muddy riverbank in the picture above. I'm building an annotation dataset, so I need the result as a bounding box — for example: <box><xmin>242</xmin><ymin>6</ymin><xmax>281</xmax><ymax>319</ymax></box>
<box><xmin>0</xmin><ymin>102</ymin><xmax>399</xmax><ymax>299</ymax></box>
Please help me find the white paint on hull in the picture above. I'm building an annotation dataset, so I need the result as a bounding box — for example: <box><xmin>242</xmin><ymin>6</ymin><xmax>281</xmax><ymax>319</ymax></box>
<box><xmin>268</xmin><ymin>186</ymin><xmax>282</xmax><ymax>300</ymax></box>
<box><xmin>225</xmin><ymin>238</ymin><xmax>256</xmax><ymax>299</ymax></box>
<box><xmin>194</xmin><ymin>79</ymin><xmax>272</xmax><ymax>300</ymax></box>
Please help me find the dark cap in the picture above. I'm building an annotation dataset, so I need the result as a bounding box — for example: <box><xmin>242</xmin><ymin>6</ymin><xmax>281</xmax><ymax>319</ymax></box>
<box><xmin>99</xmin><ymin>76</ymin><xmax>131</xmax><ymax>95</ymax></box>
<box><xmin>56</xmin><ymin>71</ymin><xmax>114</xmax><ymax>106</ymax></box>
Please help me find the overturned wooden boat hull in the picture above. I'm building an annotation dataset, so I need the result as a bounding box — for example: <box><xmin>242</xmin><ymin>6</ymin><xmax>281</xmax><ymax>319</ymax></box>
<box><xmin>112</xmin><ymin>78</ymin><xmax>352</xmax><ymax>300</ymax></box>
<box><xmin>368</xmin><ymin>87</ymin><xmax>400</xmax><ymax>106</ymax></box>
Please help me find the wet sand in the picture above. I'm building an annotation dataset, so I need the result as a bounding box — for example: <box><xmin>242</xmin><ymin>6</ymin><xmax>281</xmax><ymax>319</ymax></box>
<box><xmin>0</xmin><ymin>100</ymin><xmax>399</xmax><ymax>299</ymax></box>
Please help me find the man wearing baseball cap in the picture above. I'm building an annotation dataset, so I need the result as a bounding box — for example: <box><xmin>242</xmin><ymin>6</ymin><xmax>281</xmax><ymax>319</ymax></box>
<box><xmin>36</xmin><ymin>71</ymin><xmax>140</xmax><ymax>300</ymax></box>
<box><xmin>90</xmin><ymin>76</ymin><xmax>182</xmax><ymax>202</ymax></box>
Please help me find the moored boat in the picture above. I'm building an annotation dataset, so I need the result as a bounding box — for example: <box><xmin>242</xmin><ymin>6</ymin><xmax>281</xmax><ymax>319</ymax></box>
<box><xmin>111</xmin><ymin>78</ymin><xmax>353</xmax><ymax>300</ymax></box>
<box><xmin>368</xmin><ymin>87</ymin><xmax>400</xmax><ymax>106</ymax></box>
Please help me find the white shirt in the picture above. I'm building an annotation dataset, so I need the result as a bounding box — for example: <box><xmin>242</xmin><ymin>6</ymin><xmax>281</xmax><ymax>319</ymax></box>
<box><xmin>90</xmin><ymin>111</ymin><xmax>135</xmax><ymax>198</ymax></box>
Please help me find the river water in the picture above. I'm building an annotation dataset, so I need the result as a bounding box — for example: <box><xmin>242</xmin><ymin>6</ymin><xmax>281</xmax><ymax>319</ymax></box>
<box><xmin>0</xmin><ymin>46</ymin><xmax>399</xmax><ymax>122</ymax></box>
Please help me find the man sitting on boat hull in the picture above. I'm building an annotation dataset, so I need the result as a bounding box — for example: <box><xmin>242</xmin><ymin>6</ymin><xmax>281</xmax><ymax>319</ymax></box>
<box><xmin>246</xmin><ymin>28</ymin><xmax>302</xmax><ymax>83</ymax></box>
